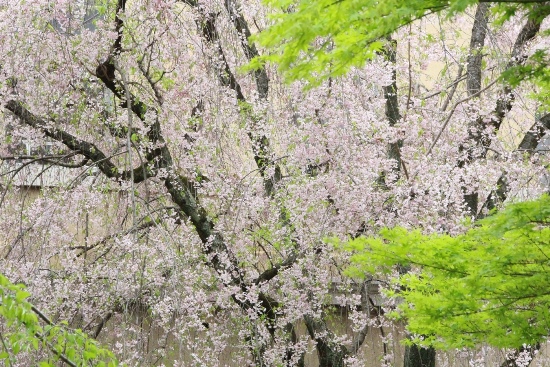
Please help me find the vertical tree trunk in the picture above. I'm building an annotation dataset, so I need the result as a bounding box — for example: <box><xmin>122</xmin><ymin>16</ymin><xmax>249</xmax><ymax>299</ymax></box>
<box><xmin>461</xmin><ymin>2</ymin><xmax>490</xmax><ymax>216</ymax></box>
<box><xmin>404</xmin><ymin>344</ymin><xmax>436</xmax><ymax>367</ymax></box>
<box><xmin>383</xmin><ymin>38</ymin><xmax>403</xmax><ymax>181</ymax></box>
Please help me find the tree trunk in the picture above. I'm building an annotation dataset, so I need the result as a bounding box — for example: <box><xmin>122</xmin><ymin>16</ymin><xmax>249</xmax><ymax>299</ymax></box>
<box><xmin>404</xmin><ymin>344</ymin><xmax>436</xmax><ymax>367</ymax></box>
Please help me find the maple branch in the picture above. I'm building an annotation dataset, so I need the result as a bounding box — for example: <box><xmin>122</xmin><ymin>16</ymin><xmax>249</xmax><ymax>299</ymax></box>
<box><xmin>30</xmin><ymin>306</ymin><xmax>78</xmax><ymax>367</ymax></box>
<box><xmin>479</xmin><ymin>0</ymin><xmax>548</xmax><ymax>2</ymax></box>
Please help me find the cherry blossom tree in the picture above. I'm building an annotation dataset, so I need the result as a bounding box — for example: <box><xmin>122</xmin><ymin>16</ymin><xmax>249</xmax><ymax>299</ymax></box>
<box><xmin>0</xmin><ymin>0</ymin><xmax>549</xmax><ymax>366</ymax></box>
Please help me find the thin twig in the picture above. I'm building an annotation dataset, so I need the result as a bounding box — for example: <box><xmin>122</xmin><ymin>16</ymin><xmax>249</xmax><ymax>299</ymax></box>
<box><xmin>427</xmin><ymin>78</ymin><xmax>499</xmax><ymax>156</ymax></box>
<box><xmin>0</xmin><ymin>331</ymin><xmax>14</xmax><ymax>366</ymax></box>
<box><xmin>441</xmin><ymin>64</ymin><xmax>464</xmax><ymax>111</ymax></box>
<box><xmin>30</xmin><ymin>306</ymin><xmax>78</xmax><ymax>367</ymax></box>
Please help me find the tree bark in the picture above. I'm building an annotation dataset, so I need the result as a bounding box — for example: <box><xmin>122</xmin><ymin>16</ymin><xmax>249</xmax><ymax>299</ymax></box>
<box><xmin>479</xmin><ymin>6</ymin><xmax>550</xmax><ymax>214</ymax></box>
<box><xmin>404</xmin><ymin>344</ymin><xmax>436</xmax><ymax>367</ymax></box>
<box><xmin>383</xmin><ymin>39</ymin><xmax>403</xmax><ymax>182</ymax></box>
<box><xmin>461</xmin><ymin>2</ymin><xmax>490</xmax><ymax>216</ymax></box>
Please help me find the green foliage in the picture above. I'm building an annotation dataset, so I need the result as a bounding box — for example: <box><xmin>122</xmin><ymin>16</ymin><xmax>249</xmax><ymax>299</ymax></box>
<box><xmin>250</xmin><ymin>0</ymin><xmax>548</xmax><ymax>91</ymax></box>
<box><xmin>248</xmin><ymin>0</ymin><xmax>481</xmax><ymax>84</ymax></box>
<box><xmin>0</xmin><ymin>274</ymin><xmax>120</xmax><ymax>366</ymax></box>
<box><xmin>501</xmin><ymin>49</ymin><xmax>550</xmax><ymax>110</ymax></box>
<box><xmin>338</xmin><ymin>195</ymin><xmax>550</xmax><ymax>349</ymax></box>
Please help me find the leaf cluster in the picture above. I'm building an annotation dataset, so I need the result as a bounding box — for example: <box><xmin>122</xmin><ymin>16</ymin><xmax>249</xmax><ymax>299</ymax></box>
<box><xmin>0</xmin><ymin>274</ymin><xmax>120</xmax><ymax>366</ymax></box>
<box><xmin>249</xmin><ymin>0</ymin><xmax>482</xmax><ymax>84</ymax></box>
<box><xmin>502</xmin><ymin>49</ymin><xmax>550</xmax><ymax>110</ymax></box>
<box><xmin>339</xmin><ymin>195</ymin><xmax>550</xmax><ymax>349</ymax></box>
<box><xmin>250</xmin><ymin>0</ymin><xmax>549</xmax><ymax>92</ymax></box>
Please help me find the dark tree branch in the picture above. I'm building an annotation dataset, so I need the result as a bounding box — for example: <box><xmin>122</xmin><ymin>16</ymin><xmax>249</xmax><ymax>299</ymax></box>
<box><xmin>90</xmin><ymin>2</ymin><xmax>278</xmax><ymax>317</ymax></box>
<box><xmin>284</xmin><ymin>323</ymin><xmax>306</xmax><ymax>367</ymax></box>
<box><xmin>349</xmin><ymin>281</ymin><xmax>371</xmax><ymax>355</ymax></box>
<box><xmin>304</xmin><ymin>313</ymin><xmax>348</xmax><ymax>367</ymax></box>
<box><xmin>198</xmin><ymin>12</ymin><xmax>245</xmax><ymax>101</ymax></box>
<box><xmin>467</xmin><ymin>3</ymin><xmax>490</xmax><ymax>96</ymax></box>
<box><xmin>477</xmin><ymin>7</ymin><xmax>550</xmax><ymax>214</ymax></box>
<box><xmin>460</xmin><ymin>3</ymin><xmax>491</xmax><ymax>215</ymax></box>
<box><xmin>222</xmin><ymin>0</ymin><xmax>269</xmax><ymax>98</ymax></box>
<box><xmin>5</xmin><ymin>100</ymin><xmax>156</xmax><ymax>183</ymax></box>
<box><xmin>481</xmin><ymin>113</ymin><xmax>550</xmax><ymax>215</ymax></box>
<box><xmin>72</xmin><ymin>220</ymin><xmax>157</xmax><ymax>256</ymax></box>
<box><xmin>441</xmin><ymin>65</ymin><xmax>465</xmax><ymax>112</ymax></box>
<box><xmin>6</xmin><ymin>101</ymin><xmax>119</xmax><ymax>178</ymax></box>
<box><xmin>483</xmin><ymin>4</ymin><xmax>548</xmax><ymax>134</ymax></box>
<box><xmin>191</xmin><ymin>6</ymin><xmax>281</xmax><ymax>194</ymax></box>
<box><xmin>93</xmin><ymin>312</ymin><xmax>113</xmax><ymax>339</ymax></box>
<box><xmin>404</xmin><ymin>344</ymin><xmax>436</xmax><ymax>367</ymax></box>
<box><xmin>254</xmin><ymin>250</ymin><xmax>298</xmax><ymax>285</ymax></box>
<box><xmin>383</xmin><ymin>39</ymin><xmax>402</xmax><ymax>181</ymax></box>
<box><xmin>31</xmin><ymin>157</ymin><xmax>89</xmax><ymax>169</ymax></box>
<box><xmin>1</xmin><ymin>152</ymin><xmax>89</xmax><ymax>169</ymax></box>
<box><xmin>95</xmin><ymin>0</ymin><xmax>149</xmax><ymax>122</ymax></box>
<box><xmin>492</xmin><ymin>5</ymin><xmax>548</xmax><ymax>129</ymax></box>
<box><xmin>518</xmin><ymin>113</ymin><xmax>550</xmax><ymax>151</ymax></box>
<box><xmin>374</xmin><ymin>39</ymin><xmax>404</xmax><ymax>189</ymax></box>
<box><xmin>113</xmin><ymin>0</ymin><xmax>126</xmax><ymax>54</ymax></box>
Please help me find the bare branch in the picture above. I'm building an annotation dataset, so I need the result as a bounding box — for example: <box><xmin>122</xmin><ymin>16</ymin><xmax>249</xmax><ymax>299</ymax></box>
<box><xmin>222</xmin><ymin>0</ymin><xmax>269</xmax><ymax>98</ymax></box>
<box><xmin>71</xmin><ymin>220</ymin><xmax>156</xmax><ymax>256</ymax></box>
<box><xmin>518</xmin><ymin>113</ymin><xmax>550</xmax><ymax>151</ymax></box>
<box><xmin>5</xmin><ymin>100</ymin><xmax>119</xmax><ymax>178</ymax></box>
<box><xmin>427</xmin><ymin>78</ymin><xmax>499</xmax><ymax>156</ymax></box>
<box><xmin>1</xmin><ymin>154</ymin><xmax>89</xmax><ymax>169</ymax></box>
<box><xmin>254</xmin><ymin>250</ymin><xmax>298</xmax><ymax>285</ymax></box>
<box><xmin>5</xmin><ymin>100</ymin><xmax>154</xmax><ymax>183</ymax></box>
